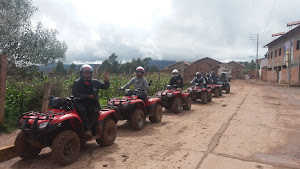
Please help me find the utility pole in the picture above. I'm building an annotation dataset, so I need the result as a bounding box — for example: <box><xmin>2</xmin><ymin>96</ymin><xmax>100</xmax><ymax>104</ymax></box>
<box><xmin>249</xmin><ymin>33</ymin><xmax>259</xmax><ymax>80</ymax></box>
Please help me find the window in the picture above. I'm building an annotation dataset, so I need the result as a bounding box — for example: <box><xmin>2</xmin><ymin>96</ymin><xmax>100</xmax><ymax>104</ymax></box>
<box><xmin>268</xmin><ymin>53</ymin><xmax>270</xmax><ymax>59</ymax></box>
<box><xmin>271</xmin><ymin>52</ymin><xmax>273</xmax><ymax>58</ymax></box>
<box><xmin>279</xmin><ymin>48</ymin><xmax>281</xmax><ymax>56</ymax></box>
<box><xmin>297</xmin><ymin>40</ymin><xmax>300</xmax><ymax>50</ymax></box>
<box><xmin>275</xmin><ymin>50</ymin><xmax>277</xmax><ymax>57</ymax></box>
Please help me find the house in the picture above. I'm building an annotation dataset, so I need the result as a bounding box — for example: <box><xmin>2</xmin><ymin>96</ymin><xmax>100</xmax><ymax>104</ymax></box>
<box><xmin>184</xmin><ymin>57</ymin><xmax>221</xmax><ymax>83</ymax></box>
<box><xmin>160</xmin><ymin>61</ymin><xmax>191</xmax><ymax>75</ymax></box>
<box><xmin>264</xmin><ymin>23</ymin><xmax>300</xmax><ymax>84</ymax></box>
<box><xmin>227</xmin><ymin>61</ymin><xmax>245</xmax><ymax>79</ymax></box>
<box><xmin>258</xmin><ymin>58</ymin><xmax>268</xmax><ymax>81</ymax></box>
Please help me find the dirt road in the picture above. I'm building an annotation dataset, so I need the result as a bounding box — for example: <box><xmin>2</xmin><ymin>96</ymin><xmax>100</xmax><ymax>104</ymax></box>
<box><xmin>1</xmin><ymin>80</ymin><xmax>300</xmax><ymax>169</ymax></box>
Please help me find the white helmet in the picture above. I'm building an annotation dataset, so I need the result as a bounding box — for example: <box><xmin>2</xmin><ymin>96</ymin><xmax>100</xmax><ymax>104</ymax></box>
<box><xmin>172</xmin><ymin>69</ymin><xmax>179</xmax><ymax>77</ymax></box>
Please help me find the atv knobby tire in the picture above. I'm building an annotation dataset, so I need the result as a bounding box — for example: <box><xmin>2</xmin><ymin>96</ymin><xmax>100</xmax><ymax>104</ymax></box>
<box><xmin>219</xmin><ymin>89</ymin><xmax>223</xmax><ymax>96</ymax></box>
<box><xmin>96</xmin><ymin>119</ymin><xmax>117</xmax><ymax>146</ymax></box>
<box><xmin>130</xmin><ymin>109</ymin><xmax>146</xmax><ymax>130</ymax></box>
<box><xmin>207</xmin><ymin>92</ymin><xmax>212</xmax><ymax>102</ymax></box>
<box><xmin>149</xmin><ymin>104</ymin><xmax>163</xmax><ymax>123</ymax></box>
<box><xmin>226</xmin><ymin>86</ymin><xmax>230</xmax><ymax>94</ymax></box>
<box><xmin>51</xmin><ymin>130</ymin><xmax>80</xmax><ymax>166</ymax></box>
<box><xmin>201</xmin><ymin>92</ymin><xmax>207</xmax><ymax>104</ymax></box>
<box><xmin>214</xmin><ymin>88</ymin><xmax>219</xmax><ymax>97</ymax></box>
<box><xmin>172</xmin><ymin>98</ymin><xmax>182</xmax><ymax>114</ymax></box>
<box><xmin>183</xmin><ymin>96</ymin><xmax>192</xmax><ymax>110</ymax></box>
<box><xmin>14</xmin><ymin>131</ymin><xmax>41</xmax><ymax>159</ymax></box>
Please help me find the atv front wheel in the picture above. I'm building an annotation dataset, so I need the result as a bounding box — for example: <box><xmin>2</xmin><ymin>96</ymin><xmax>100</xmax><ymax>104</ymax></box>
<box><xmin>214</xmin><ymin>89</ymin><xmax>219</xmax><ymax>97</ymax></box>
<box><xmin>51</xmin><ymin>130</ymin><xmax>80</xmax><ymax>166</ymax></box>
<box><xmin>96</xmin><ymin>119</ymin><xmax>117</xmax><ymax>146</ymax></box>
<box><xmin>183</xmin><ymin>96</ymin><xmax>192</xmax><ymax>110</ymax></box>
<box><xmin>130</xmin><ymin>109</ymin><xmax>146</xmax><ymax>130</ymax></box>
<box><xmin>207</xmin><ymin>92</ymin><xmax>212</xmax><ymax>102</ymax></box>
<box><xmin>226</xmin><ymin>86</ymin><xmax>230</xmax><ymax>94</ymax></box>
<box><xmin>201</xmin><ymin>92</ymin><xmax>207</xmax><ymax>104</ymax></box>
<box><xmin>172</xmin><ymin>98</ymin><xmax>182</xmax><ymax>114</ymax></box>
<box><xmin>14</xmin><ymin>131</ymin><xmax>41</xmax><ymax>159</ymax></box>
<box><xmin>149</xmin><ymin>104</ymin><xmax>163</xmax><ymax>123</ymax></box>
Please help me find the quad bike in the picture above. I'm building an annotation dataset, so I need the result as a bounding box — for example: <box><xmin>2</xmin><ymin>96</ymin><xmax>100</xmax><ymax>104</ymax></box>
<box><xmin>155</xmin><ymin>85</ymin><xmax>192</xmax><ymax>114</ymax></box>
<box><xmin>187</xmin><ymin>83</ymin><xmax>213</xmax><ymax>104</ymax></box>
<box><xmin>108</xmin><ymin>88</ymin><xmax>163</xmax><ymax>131</ymax></box>
<box><xmin>218</xmin><ymin>80</ymin><xmax>230</xmax><ymax>94</ymax></box>
<box><xmin>14</xmin><ymin>96</ymin><xmax>117</xmax><ymax>166</ymax></box>
<box><xmin>206</xmin><ymin>82</ymin><xmax>222</xmax><ymax>97</ymax></box>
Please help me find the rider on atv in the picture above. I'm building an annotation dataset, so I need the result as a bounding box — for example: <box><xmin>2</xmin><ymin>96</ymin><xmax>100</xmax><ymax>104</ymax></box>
<box><xmin>169</xmin><ymin>69</ymin><xmax>184</xmax><ymax>90</ymax></box>
<box><xmin>72</xmin><ymin>64</ymin><xmax>109</xmax><ymax>138</ymax></box>
<box><xmin>190</xmin><ymin>72</ymin><xmax>206</xmax><ymax>85</ymax></box>
<box><xmin>120</xmin><ymin>66</ymin><xmax>149</xmax><ymax>102</ymax></box>
<box><xmin>205</xmin><ymin>73</ymin><xmax>212</xmax><ymax>85</ymax></box>
<box><xmin>218</xmin><ymin>72</ymin><xmax>228</xmax><ymax>82</ymax></box>
<box><xmin>211</xmin><ymin>71</ymin><xmax>218</xmax><ymax>84</ymax></box>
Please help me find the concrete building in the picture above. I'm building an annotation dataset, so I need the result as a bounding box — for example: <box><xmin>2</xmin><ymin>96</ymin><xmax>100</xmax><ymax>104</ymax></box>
<box><xmin>218</xmin><ymin>63</ymin><xmax>233</xmax><ymax>80</ymax></box>
<box><xmin>264</xmin><ymin>24</ymin><xmax>300</xmax><ymax>85</ymax></box>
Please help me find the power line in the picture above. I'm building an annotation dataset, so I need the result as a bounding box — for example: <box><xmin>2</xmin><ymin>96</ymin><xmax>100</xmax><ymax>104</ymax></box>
<box><xmin>261</xmin><ymin>0</ymin><xmax>277</xmax><ymax>42</ymax></box>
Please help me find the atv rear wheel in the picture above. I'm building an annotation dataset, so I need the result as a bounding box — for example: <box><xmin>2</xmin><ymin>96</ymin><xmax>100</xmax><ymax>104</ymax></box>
<box><xmin>214</xmin><ymin>88</ymin><xmax>219</xmax><ymax>97</ymax></box>
<box><xmin>201</xmin><ymin>92</ymin><xmax>207</xmax><ymax>104</ymax></box>
<box><xmin>226</xmin><ymin>86</ymin><xmax>230</xmax><ymax>94</ymax></box>
<box><xmin>219</xmin><ymin>89</ymin><xmax>223</xmax><ymax>96</ymax></box>
<box><xmin>96</xmin><ymin>119</ymin><xmax>117</xmax><ymax>146</ymax></box>
<box><xmin>149</xmin><ymin>104</ymin><xmax>163</xmax><ymax>123</ymax></box>
<box><xmin>172</xmin><ymin>98</ymin><xmax>182</xmax><ymax>114</ymax></box>
<box><xmin>14</xmin><ymin>131</ymin><xmax>41</xmax><ymax>159</ymax></box>
<box><xmin>183</xmin><ymin>96</ymin><xmax>192</xmax><ymax>110</ymax></box>
<box><xmin>130</xmin><ymin>109</ymin><xmax>146</xmax><ymax>130</ymax></box>
<box><xmin>207</xmin><ymin>92</ymin><xmax>212</xmax><ymax>102</ymax></box>
<box><xmin>51</xmin><ymin>130</ymin><xmax>80</xmax><ymax>166</ymax></box>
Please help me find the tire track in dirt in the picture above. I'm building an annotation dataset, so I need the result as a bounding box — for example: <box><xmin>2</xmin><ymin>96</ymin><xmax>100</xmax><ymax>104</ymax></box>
<box><xmin>195</xmin><ymin>84</ymin><xmax>253</xmax><ymax>169</ymax></box>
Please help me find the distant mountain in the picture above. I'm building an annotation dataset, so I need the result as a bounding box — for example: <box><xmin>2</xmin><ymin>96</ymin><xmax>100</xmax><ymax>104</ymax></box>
<box><xmin>148</xmin><ymin>60</ymin><xmax>176</xmax><ymax>70</ymax></box>
<box><xmin>39</xmin><ymin>60</ymin><xmax>176</xmax><ymax>73</ymax></box>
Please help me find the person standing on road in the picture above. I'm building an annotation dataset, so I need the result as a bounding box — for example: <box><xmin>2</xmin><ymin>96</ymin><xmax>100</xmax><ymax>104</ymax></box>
<box><xmin>169</xmin><ymin>69</ymin><xmax>184</xmax><ymax>89</ymax></box>
<box><xmin>190</xmin><ymin>72</ymin><xmax>206</xmax><ymax>85</ymax></box>
<box><xmin>120</xmin><ymin>66</ymin><xmax>149</xmax><ymax>102</ymax></box>
<box><xmin>72</xmin><ymin>64</ymin><xmax>109</xmax><ymax>138</ymax></box>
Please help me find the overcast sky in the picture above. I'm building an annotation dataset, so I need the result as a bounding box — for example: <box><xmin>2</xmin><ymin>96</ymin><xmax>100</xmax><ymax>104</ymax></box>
<box><xmin>31</xmin><ymin>0</ymin><xmax>300</xmax><ymax>64</ymax></box>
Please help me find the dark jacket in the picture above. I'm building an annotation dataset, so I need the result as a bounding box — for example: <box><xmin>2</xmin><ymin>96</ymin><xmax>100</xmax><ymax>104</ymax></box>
<box><xmin>169</xmin><ymin>74</ymin><xmax>183</xmax><ymax>88</ymax></box>
<box><xmin>190</xmin><ymin>76</ymin><xmax>206</xmax><ymax>85</ymax></box>
<box><xmin>72</xmin><ymin>78</ymin><xmax>109</xmax><ymax>108</ymax></box>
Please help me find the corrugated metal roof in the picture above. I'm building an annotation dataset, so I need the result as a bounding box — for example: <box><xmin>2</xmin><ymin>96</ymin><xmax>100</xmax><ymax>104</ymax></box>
<box><xmin>264</xmin><ymin>25</ymin><xmax>300</xmax><ymax>48</ymax></box>
<box><xmin>272</xmin><ymin>32</ymin><xmax>285</xmax><ymax>37</ymax></box>
<box><xmin>287</xmin><ymin>21</ymin><xmax>300</xmax><ymax>26</ymax></box>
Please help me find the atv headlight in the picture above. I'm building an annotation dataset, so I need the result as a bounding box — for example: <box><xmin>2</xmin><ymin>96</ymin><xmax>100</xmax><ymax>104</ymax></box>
<box><xmin>39</xmin><ymin>121</ymin><xmax>49</xmax><ymax>129</ymax></box>
<box><xmin>197</xmin><ymin>89</ymin><xmax>202</xmax><ymax>92</ymax></box>
<box><xmin>156</xmin><ymin>93</ymin><xmax>161</xmax><ymax>97</ymax></box>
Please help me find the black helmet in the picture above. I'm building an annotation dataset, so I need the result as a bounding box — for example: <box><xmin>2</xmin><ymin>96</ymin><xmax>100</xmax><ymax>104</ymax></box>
<box><xmin>211</xmin><ymin>71</ymin><xmax>215</xmax><ymax>76</ymax></box>
<box><xmin>206</xmin><ymin>73</ymin><xmax>210</xmax><ymax>78</ymax></box>
<box><xmin>80</xmin><ymin>64</ymin><xmax>93</xmax><ymax>80</ymax></box>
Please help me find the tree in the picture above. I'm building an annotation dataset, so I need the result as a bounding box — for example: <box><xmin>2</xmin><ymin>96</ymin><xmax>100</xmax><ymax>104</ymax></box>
<box><xmin>68</xmin><ymin>62</ymin><xmax>76</xmax><ymax>74</ymax></box>
<box><xmin>0</xmin><ymin>0</ymin><xmax>67</xmax><ymax>67</ymax></box>
<box><xmin>149</xmin><ymin>65</ymin><xmax>158</xmax><ymax>72</ymax></box>
<box><xmin>54</xmin><ymin>61</ymin><xmax>66</xmax><ymax>75</ymax></box>
<box><xmin>99</xmin><ymin>53</ymin><xmax>120</xmax><ymax>74</ymax></box>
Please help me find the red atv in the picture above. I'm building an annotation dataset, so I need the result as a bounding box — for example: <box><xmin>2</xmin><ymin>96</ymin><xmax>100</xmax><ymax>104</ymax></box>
<box><xmin>108</xmin><ymin>89</ymin><xmax>163</xmax><ymax>131</ymax></box>
<box><xmin>14</xmin><ymin>96</ymin><xmax>117</xmax><ymax>166</ymax></box>
<box><xmin>155</xmin><ymin>85</ymin><xmax>192</xmax><ymax>114</ymax></box>
<box><xmin>187</xmin><ymin>83</ymin><xmax>213</xmax><ymax>104</ymax></box>
<box><xmin>206</xmin><ymin>83</ymin><xmax>222</xmax><ymax>97</ymax></box>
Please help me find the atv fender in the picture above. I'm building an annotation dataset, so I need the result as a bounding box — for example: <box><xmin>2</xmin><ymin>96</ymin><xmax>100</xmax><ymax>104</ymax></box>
<box><xmin>181</xmin><ymin>93</ymin><xmax>190</xmax><ymax>98</ymax></box>
<box><xmin>145</xmin><ymin>98</ymin><xmax>161</xmax><ymax>107</ymax></box>
<box><xmin>98</xmin><ymin>109</ymin><xmax>117</xmax><ymax>122</ymax></box>
<box><xmin>51</xmin><ymin>112</ymin><xmax>82</xmax><ymax>124</ymax></box>
<box><xmin>131</xmin><ymin>99</ymin><xmax>146</xmax><ymax>112</ymax></box>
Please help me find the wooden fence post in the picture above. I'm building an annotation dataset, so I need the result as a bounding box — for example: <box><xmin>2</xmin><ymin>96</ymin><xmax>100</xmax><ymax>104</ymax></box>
<box><xmin>93</xmin><ymin>65</ymin><xmax>98</xmax><ymax>79</ymax></box>
<box><xmin>42</xmin><ymin>83</ymin><xmax>51</xmax><ymax>113</ymax></box>
<box><xmin>0</xmin><ymin>55</ymin><xmax>7</xmax><ymax>125</ymax></box>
